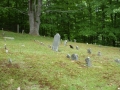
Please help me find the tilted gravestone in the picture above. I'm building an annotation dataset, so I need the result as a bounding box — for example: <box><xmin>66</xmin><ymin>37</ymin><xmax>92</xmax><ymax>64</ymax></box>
<box><xmin>87</xmin><ymin>48</ymin><xmax>92</xmax><ymax>54</ymax></box>
<box><xmin>64</xmin><ymin>40</ymin><xmax>67</xmax><ymax>46</ymax></box>
<box><xmin>76</xmin><ymin>46</ymin><xmax>79</xmax><ymax>50</ymax></box>
<box><xmin>66</xmin><ymin>54</ymin><xmax>71</xmax><ymax>58</ymax></box>
<box><xmin>71</xmin><ymin>54</ymin><xmax>78</xmax><ymax>60</ymax></box>
<box><xmin>52</xmin><ymin>33</ymin><xmax>60</xmax><ymax>51</ymax></box>
<box><xmin>85</xmin><ymin>57</ymin><xmax>92</xmax><ymax>67</ymax></box>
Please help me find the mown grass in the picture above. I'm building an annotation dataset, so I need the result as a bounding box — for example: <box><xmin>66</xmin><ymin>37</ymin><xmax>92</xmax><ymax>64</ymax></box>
<box><xmin>0</xmin><ymin>30</ymin><xmax>120</xmax><ymax>90</ymax></box>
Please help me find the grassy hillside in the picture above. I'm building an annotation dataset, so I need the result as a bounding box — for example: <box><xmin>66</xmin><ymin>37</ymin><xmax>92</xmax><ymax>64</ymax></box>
<box><xmin>0</xmin><ymin>31</ymin><xmax>120</xmax><ymax>90</ymax></box>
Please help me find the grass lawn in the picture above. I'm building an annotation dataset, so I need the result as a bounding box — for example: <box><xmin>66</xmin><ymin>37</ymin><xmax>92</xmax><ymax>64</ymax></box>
<box><xmin>0</xmin><ymin>30</ymin><xmax>120</xmax><ymax>90</ymax></box>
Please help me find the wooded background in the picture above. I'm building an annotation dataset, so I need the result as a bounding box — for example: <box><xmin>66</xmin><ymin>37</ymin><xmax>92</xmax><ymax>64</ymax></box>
<box><xmin>0</xmin><ymin>0</ymin><xmax>120</xmax><ymax>46</ymax></box>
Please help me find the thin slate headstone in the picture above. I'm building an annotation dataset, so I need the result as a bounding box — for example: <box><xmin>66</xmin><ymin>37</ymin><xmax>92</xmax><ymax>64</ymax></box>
<box><xmin>67</xmin><ymin>54</ymin><xmax>71</xmax><ymax>58</ymax></box>
<box><xmin>52</xmin><ymin>33</ymin><xmax>60</xmax><ymax>51</ymax></box>
<box><xmin>85</xmin><ymin>57</ymin><xmax>92</xmax><ymax>67</ymax></box>
<box><xmin>71</xmin><ymin>54</ymin><xmax>78</xmax><ymax>60</ymax></box>
<box><xmin>87</xmin><ymin>48</ymin><xmax>92</xmax><ymax>54</ymax></box>
<box><xmin>76</xmin><ymin>46</ymin><xmax>79</xmax><ymax>50</ymax></box>
<box><xmin>115</xmin><ymin>59</ymin><xmax>120</xmax><ymax>64</ymax></box>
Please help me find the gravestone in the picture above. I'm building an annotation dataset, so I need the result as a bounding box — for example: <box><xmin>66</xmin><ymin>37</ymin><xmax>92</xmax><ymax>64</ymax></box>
<box><xmin>6</xmin><ymin>49</ymin><xmax>8</xmax><ymax>53</ymax></box>
<box><xmin>52</xmin><ymin>33</ymin><xmax>60</xmax><ymax>51</ymax></box>
<box><xmin>87</xmin><ymin>48</ymin><xmax>91</xmax><ymax>54</ymax></box>
<box><xmin>71</xmin><ymin>54</ymin><xmax>78</xmax><ymax>60</ymax></box>
<box><xmin>76</xmin><ymin>46</ymin><xmax>79</xmax><ymax>50</ymax></box>
<box><xmin>67</xmin><ymin>54</ymin><xmax>71</xmax><ymax>58</ymax></box>
<box><xmin>74</xmin><ymin>39</ymin><xmax>76</xmax><ymax>42</ymax></box>
<box><xmin>85</xmin><ymin>57</ymin><xmax>92</xmax><ymax>67</ymax></box>
<box><xmin>97</xmin><ymin>51</ymin><xmax>101</xmax><ymax>56</ymax></box>
<box><xmin>115</xmin><ymin>59</ymin><xmax>120</xmax><ymax>64</ymax></box>
<box><xmin>64</xmin><ymin>40</ymin><xmax>67</xmax><ymax>46</ymax></box>
<box><xmin>8</xmin><ymin>58</ymin><xmax>12</xmax><ymax>64</ymax></box>
<box><xmin>22</xmin><ymin>30</ymin><xmax>24</xmax><ymax>34</ymax></box>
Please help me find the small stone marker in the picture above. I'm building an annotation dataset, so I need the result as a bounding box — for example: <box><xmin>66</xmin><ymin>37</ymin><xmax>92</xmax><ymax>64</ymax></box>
<box><xmin>115</xmin><ymin>59</ymin><xmax>120</xmax><ymax>64</ymax></box>
<box><xmin>74</xmin><ymin>39</ymin><xmax>76</xmax><ymax>42</ymax></box>
<box><xmin>87</xmin><ymin>48</ymin><xmax>91</xmax><ymax>54</ymax></box>
<box><xmin>85</xmin><ymin>57</ymin><xmax>92</xmax><ymax>67</ymax></box>
<box><xmin>6</xmin><ymin>49</ymin><xmax>8</xmax><ymax>53</ymax></box>
<box><xmin>17</xmin><ymin>87</ymin><xmax>20</xmax><ymax>90</ymax></box>
<box><xmin>76</xmin><ymin>46</ymin><xmax>79</xmax><ymax>50</ymax></box>
<box><xmin>67</xmin><ymin>54</ymin><xmax>71</xmax><ymax>58</ymax></box>
<box><xmin>8</xmin><ymin>58</ymin><xmax>12</xmax><ymax>64</ymax></box>
<box><xmin>64</xmin><ymin>40</ymin><xmax>67</xmax><ymax>46</ymax></box>
<box><xmin>22</xmin><ymin>30</ymin><xmax>24</xmax><ymax>34</ymax></box>
<box><xmin>71</xmin><ymin>54</ymin><xmax>78</xmax><ymax>60</ymax></box>
<box><xmin>52</xmin><ymin>33</ymin><xmax>60</xmax><ymax>51</ymax></box>
<box><xmin>97</xmin><ymin>51</ymin><xmax>101</xmax><ymax>56</ymax></box>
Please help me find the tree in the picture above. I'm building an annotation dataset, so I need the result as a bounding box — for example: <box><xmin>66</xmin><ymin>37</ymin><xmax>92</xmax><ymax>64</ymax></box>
<box><xmin>28</xmin><ymin>0</ymin><xmax>42</xmax><ymax>35</ymax></box>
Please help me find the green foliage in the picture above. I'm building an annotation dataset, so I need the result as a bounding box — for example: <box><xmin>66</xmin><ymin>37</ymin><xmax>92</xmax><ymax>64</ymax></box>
<box><xmin>0</xmin><ymin>0</ymin><xmax>120</xmax><ymax>46</ymax></box>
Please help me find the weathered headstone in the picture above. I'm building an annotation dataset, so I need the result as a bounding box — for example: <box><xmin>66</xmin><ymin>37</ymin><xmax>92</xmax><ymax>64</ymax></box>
<box><xmin>71</xmin><ymin>54</ymin><xmax>78</xmax><ymax>60</ymax></box>
<box><xmin>22</xmin><ymin>30</ymin><xmax>24</xmax><ymax>34</ymax></box>
<box><xmin>115</xmin><ymin>59</ymin><xmax>120</xmax><ymax>64</ymax></box>
<box><xmin>85</xmin><ymin>57</ymin><xmax>92</xmax><ymax>67</ymax></box>
<box><xmin>64</xmin><ymin>40</ymin><xmax>67</xmax><ymax>46</ymax></box>
<box><xmin>52</xmin><ymin>33</ymin><xmax>60</xmax><ymax>51</ymax></box>
<box><xmin>67</xmin><ymin>54</ymin><xmax>71</xmax><ymax>58</ymax></box>
<box><xmin>87</xmin><ymin>48</ymin><xmax>91</xmax><ymax>54</ymax></box>
<box><xmin>8</xmin><ymin>58</ymin><xmax>12</xmax><ymax>64</ymax></box>
<box><xmin>74</xmin><ymin>39</ymin><xmax>76</xmax><ymax>42</ymax></box>
<box><xmin>97</xmin><ymin>51</ymin><xmax>101</xmax><ymax>56</ymax></box>
<box><xmin>76</xmin><ymin>46</ymin><xmax>79</xmax><ymax>50</ymax></box>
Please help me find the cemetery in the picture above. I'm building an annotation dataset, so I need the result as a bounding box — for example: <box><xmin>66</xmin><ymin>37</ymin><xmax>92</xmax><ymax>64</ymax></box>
<box><xmin>0</xmin><ymin>31</ymin><xmax>120</xmax><ymax>90</ymax></box>
<box><xmin>0</xmin><ymin>0</ymin><xmax>120</xmax><ymax>89</ymax></box>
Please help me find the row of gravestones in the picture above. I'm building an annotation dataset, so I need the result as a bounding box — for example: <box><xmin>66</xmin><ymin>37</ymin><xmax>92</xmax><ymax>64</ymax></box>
<box><xmin>52</xmin><ymin>33</ymin><xmax>120</xmax><ymax>67</ymax></box>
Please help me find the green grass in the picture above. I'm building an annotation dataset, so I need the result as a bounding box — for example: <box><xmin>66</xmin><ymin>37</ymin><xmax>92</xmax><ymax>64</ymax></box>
<box><xmin>0</xmin><ymin>31</ymin><xmax>120</xmax><ymax>90</ymax></box>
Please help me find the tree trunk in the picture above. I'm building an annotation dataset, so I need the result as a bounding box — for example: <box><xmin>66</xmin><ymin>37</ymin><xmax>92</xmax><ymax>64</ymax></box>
<box><xmin>28</xmin><ymin>0</ymin><xmax>42</xmax><ymax>35</ymax></box>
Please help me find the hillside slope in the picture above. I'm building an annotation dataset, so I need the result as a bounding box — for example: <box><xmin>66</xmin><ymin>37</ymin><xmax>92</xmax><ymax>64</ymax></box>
<box><xmin>0</xmin><ymin>31</ymin><xmax>120</xmax><ymax>90</ymax></box>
